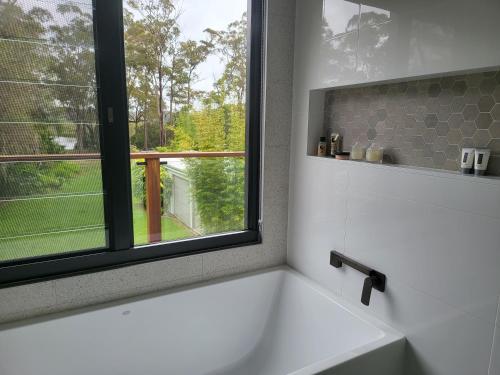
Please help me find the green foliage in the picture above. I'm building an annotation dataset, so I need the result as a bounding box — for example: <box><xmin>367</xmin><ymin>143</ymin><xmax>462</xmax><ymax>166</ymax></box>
<box><xmin>130</xmin><ymin>161</ymin><xmax>173</xmax><ymax>214</ymax></box>
<box><xmin>0</xmin><ymin>1</ymin><xmax>92</xmax><ymax>198</ymax></box>
<box><xmin>182</xmin><ymin>101</ymin><xmax>246</xmax><ymax>234</ymax></box>
<box><xmin>123</xmin><ymin>2</ymin><xmax>249</xmax><ymax>235</ymax></box>
<box><xmin>0</xmin><ymin>162</ymin><xmax>79</xmax><ymax>198</ymax></box>
<box><xmin>187</xmin><ymin>157</ymin><xmax>244</xmax><ymax>234</ymax></box>
<box><xmin>130</xmin><ymin>121</ymin><xmax>162</xmax><ymax>150</ymax></box>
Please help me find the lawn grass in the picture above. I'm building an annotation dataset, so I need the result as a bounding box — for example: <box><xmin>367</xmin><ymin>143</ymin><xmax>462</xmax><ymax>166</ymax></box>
<box><xmin>132</xmin><ymin>200</ymin><xmax>197</xmax><ymax>245</ymax></box>
<box><xmin>0</xmin><ymin>161</ymin><xmax>195</xmax><ymax>262</ymax></box>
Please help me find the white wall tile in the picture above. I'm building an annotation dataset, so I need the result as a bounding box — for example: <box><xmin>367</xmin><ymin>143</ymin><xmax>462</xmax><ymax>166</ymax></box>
<box><xmin>292</xmin><ymin>0</ymin><xmax>324</xmax><ymax>90</ymax></box>
<box><xmin>323</xmin><ymin>0</ymin><xmax>360</xmax><ymax>38</ymax></box>
<box><xmin>416</xmin><ymin>204</ymin><xmax>500</xmax><ymax>325</ymax></box>
<box><xmin>340</xmin><ymin>269</ymin><xmax>493</xmax><ymax>375</ymax></box>
<box><xmin>490</xmin><ymin>299</ymin><xmax>500</xmax><ymax>375</ymax></box>
<box><xmin>344</xmin><ymin>189</ymin><xmax>426</xmax><ymax>291</ymax></box>
<box><xmin>288</xmin><ymin>216</ymin><xmax>345</xmax><ymax>296</ymax></box>
<box><xmin>314</xmin><ymin>0</ymin><xmax>500</xmax><ymax>89</ymax></box>
<box><xmin>347</xmin><ymin>162</ymin><xmax>500</xmax><ymax>220</ymax></box>
<box><xmin>345</xmin><ymin>166</ymin><xmax>500</xmax><ymax>325</ymax></box>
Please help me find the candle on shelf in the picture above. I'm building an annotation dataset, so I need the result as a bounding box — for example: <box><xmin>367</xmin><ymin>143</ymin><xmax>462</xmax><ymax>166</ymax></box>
<box><xmin>365</xmin><ymin>144</ymin><xmax>384</xmax><ymax>163</ymax></box>
<box><xmin>350</xmin><ymin>142</ymin><xmax>365</xmax><ymax>160</ymax></box>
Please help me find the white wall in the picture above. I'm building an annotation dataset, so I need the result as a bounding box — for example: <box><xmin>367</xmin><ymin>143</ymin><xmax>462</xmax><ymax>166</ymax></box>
<box><xmin>288</xmin><ymin>1</ymin><xmax>500</xmax><ymax>374</ymax></box>
<box><xmin>0</xmin><ymin>0</ymin><xmax>295</xmax><ymax>324</ymax></box>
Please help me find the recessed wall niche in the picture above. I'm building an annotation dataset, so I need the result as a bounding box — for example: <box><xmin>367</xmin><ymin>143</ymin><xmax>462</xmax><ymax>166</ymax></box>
<box><xmin>307</xmin><ymin>69</ymin><xmax>500</xmax><ymax>176</ymax></box>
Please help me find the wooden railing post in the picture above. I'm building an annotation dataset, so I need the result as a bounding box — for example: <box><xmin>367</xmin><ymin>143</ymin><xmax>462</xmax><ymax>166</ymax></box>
<box><xmin>145</xmin><ymin>157</ymin><xmax>162</xmax><ymax>243</ymax></box>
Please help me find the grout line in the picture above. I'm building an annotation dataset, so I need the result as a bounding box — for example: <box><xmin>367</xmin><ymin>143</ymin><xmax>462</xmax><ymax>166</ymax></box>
<box><xmin>339</xmin><ymin>169</ymin><xmax>351</xmax><ymax>298</ymax></box>
<box><xmin>309</xmin><ymin>157</ymin><xmax>500</xmax><ymax>221</ymax></box>
<box><xmin>487</xmin><ymin>296</ymin><xmax>500</xmax><ymax>374</ymax></box>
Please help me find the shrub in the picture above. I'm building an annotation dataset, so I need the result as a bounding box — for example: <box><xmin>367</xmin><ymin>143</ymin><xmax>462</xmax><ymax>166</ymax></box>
<box><xmin>186</xmin><ymin>157</ymin><xmax>244</xmax><ymax>234</ymax></box>
<box><xmin>130</xmin><ymin>160</ymin><xmax>173</xmax><ymax>214</ymax></box>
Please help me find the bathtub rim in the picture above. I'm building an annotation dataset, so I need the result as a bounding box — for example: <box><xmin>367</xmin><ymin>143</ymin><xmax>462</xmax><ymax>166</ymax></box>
<box><xmin>0</xmin><ymin>265</ymin><xmax>405</xmax><ymax>374</ymax></box>
<box><xmin>0</xmin><ymin>265</ymin><xmax>403</xmax><ymax>336</ymax></box>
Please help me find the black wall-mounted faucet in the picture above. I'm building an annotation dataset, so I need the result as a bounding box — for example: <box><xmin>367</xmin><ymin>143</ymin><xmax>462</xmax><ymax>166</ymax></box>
<box><xmin>330</xmin><ymin>251</ymin><xmax>386</xmax><ymax>306</ymax></box>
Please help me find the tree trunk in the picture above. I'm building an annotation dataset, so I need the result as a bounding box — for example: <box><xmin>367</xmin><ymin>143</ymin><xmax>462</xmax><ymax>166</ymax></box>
<box><xmin>168</xmin><ymin>56</ymin><xmax>176</xmax><ymax>146</ymax></box>
<box><xmin>187</xmin><ymin>69</ymin><xmax>194</xmax><ymax>108</ymax></box>
<box><xmin>75</xmin><ymin>124</ymin><xmax>85</xmax><ymax>151</ymax></box>
<box><xmin>158</xmin><ymin>65</ymin><xmax>165</xmax><ymax>147</ymax></box>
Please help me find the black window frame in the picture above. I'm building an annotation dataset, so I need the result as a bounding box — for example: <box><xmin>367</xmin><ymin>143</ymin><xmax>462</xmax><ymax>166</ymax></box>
<box><xmin>0</xmin><ymin>0</ymin><xmax>263</xmax><ymax>287</ymax></box>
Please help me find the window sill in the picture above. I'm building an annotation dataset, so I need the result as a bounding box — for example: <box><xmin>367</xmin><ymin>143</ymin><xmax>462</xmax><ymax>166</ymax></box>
<box><xmin>0</xmin><ymin>230</ymin><xmax>261</xmax><ymax>289</ymax></box>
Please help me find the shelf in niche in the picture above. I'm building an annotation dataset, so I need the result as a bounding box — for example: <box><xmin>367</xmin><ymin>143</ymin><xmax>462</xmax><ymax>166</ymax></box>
<box><xmin>306</xmin><ymin>67</ymin><xmax>500</xmax><ymax>177</ymax></box>
<box><xmin>308</xmin><ymin>155</ymin><xmax>500</xmax><ymax>186</ymax></box>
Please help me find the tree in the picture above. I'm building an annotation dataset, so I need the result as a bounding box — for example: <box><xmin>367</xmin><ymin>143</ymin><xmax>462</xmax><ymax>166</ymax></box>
<box><xmin>0</xmin><ymin>1</ymin><xmax>49</xmax><ymax>155</ymax></box>
<box><xmin>180</xmin><ymin>14</ymin><xmax>248</xmax><ymax>234</ymax></box>
<box><xmin>48</xmin><ymin>3</ymin><xmax>100</xmax><ymax>152</ymax></box>
<box><xmin>0</xmin><ymin>1</ymin><xmax>81</xmax><ymax>197</ymax></box>
<box><xmin>178</xmin><ymin>40</ymin><xmax>213</xmax><ymax>107</ymax></box>
<box><xmin>205</xmin><ymin>13</ymin><xmax>248</xmax><ymax>105</ymax></box>
<box><xmin>123</xmin><ymin>2</ymin><xmax>248</xmax><ymax>234</ymax></box>
<box><xmin>126</xmin><ymin>0</ymin><xmax>181</xmax><ymax>147</ymax></box>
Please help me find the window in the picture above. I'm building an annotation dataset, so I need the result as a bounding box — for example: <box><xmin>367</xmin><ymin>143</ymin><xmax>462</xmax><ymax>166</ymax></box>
<box><xmin>0</xmin><ymin>0</ymin><xmax>262</xmax><ymax>285</ymax></box>
<box><xmin>0</xmin><ymin>0</ymin><xmax>107</xmax><ymax>261</ymax></box>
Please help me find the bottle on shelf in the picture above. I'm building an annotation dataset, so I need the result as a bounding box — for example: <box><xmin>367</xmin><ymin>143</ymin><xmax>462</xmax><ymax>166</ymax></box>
<box><xmin>317</xmin><ymin>137</ymin><xmax>327</xmax><ymax>156</ymax></box>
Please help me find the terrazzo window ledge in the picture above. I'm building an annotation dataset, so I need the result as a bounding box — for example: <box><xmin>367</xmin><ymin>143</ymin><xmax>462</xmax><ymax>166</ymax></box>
<box><xmin>307</xmin><ymin>68</ymin><xmax>500</xmax><ymax>177</ymax></box>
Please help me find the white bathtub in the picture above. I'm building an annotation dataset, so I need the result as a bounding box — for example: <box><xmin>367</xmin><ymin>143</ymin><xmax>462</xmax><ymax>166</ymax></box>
<box><xmin>0</xmin><ymin>267</ymin><xmax>404</xmax><ymax>375</ymax></box>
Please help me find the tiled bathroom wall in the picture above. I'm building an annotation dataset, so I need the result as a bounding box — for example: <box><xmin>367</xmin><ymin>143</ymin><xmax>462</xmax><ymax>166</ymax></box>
<box><xmin>290</xmin><ymin>0</ymin><xmax>500</xmax><ymax>374</ymax></box>
<box><xmin>323</xmin><ymin>70</ymin><xmax>500</xmax><ymax>175</ymax></box>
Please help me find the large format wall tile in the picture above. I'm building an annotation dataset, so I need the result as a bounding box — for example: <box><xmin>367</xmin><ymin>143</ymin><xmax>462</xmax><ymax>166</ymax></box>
<box><xmin>340</xmin><ymin>269</ymin><xmax>494</xmax><ymax>375</ymax></box>
<box><xmin>288</xmin><ymin>158</ymin><xmax>500</xmax><ymax>374</ymax></box>
<box><xmin>346</xmin><ymin>162</ymin><xmax>500</xmax><ymax>220</ymax></box>
<box><xmin>316</xmin><ymin>0</ymin><xmax>500</xmax><ymax>88</ymax></box>
<box><xmin>490</xmin><ymin>303</ymin><xmax>500</xmax><ymax>375</ymax></box>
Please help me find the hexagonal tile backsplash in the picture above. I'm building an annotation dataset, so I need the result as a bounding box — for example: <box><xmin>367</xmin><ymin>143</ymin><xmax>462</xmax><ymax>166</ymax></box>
<box><xmin>324</xmin><ymin>70</ymin><xmax>500</xmax><ymax>175</ymax></box>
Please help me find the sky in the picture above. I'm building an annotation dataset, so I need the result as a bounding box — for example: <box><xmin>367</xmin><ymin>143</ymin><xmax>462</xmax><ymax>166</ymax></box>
<box><xmin>176</xmin><ymin>0</ymin><xmax>247</xmax><ymax>92</ymax></box>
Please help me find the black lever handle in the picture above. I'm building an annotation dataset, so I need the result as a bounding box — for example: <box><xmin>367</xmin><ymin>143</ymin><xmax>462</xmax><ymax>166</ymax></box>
<box><xmin>330</xmin><ymin>251</ymin><xmax>386</xmax><ymax>306</ymax></box>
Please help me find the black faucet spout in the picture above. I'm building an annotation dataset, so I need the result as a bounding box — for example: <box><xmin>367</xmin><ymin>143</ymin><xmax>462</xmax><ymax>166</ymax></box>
<box><xmin>361</xmin><ymin>275</ymin><xmax>377</xmax><ymax>306</ymax></box>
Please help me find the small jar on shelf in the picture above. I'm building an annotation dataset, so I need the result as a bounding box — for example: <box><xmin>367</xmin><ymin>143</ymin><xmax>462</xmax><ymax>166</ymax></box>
<box><xmin>350</xmin><ymin>142</ymin><xmax>366</xmax><ymax>161</ymax></box>
<box><xmin>365</xmin><ymin>144</ymin><xmax>384</xmax><ymax>163</ymax></box>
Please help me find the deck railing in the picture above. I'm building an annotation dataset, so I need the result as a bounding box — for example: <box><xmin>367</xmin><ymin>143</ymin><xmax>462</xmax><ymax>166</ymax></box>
<box><xmin>0</xmin><ymin>151</ymin><xmax>245</xmax><ymax>243</ymax></box>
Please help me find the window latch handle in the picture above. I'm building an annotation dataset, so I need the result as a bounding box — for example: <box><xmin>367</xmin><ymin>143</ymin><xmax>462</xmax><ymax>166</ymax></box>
<box><xmin>107</xmin><ymin>107</ymin><xmax>114</xmax><ymax>124</ymax></box>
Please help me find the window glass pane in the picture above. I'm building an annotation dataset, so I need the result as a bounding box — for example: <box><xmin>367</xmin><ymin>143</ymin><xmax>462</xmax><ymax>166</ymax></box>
<box><xmin>124</xmin><ymin>0</ymin><xmax>248</xmax><ymax>245</ymax></box>
<box><xmin>0</xmin><ymin>0</ymin><xmax>107</xmax><ymax>262</ymax></box>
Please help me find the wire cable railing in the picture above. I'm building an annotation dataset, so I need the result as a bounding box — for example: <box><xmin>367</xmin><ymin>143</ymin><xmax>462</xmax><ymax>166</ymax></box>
<box><xmin>0</xmin><ymin>151</ymin><xmax>246</xmax><ymax>243</ymax></box>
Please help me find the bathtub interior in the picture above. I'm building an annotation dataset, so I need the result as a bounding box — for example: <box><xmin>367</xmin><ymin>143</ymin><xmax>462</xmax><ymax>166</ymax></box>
<box><xmin>0</xmin><ymin>269</ymin><xmax>395</xmax><ymax>375</ymax></box>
